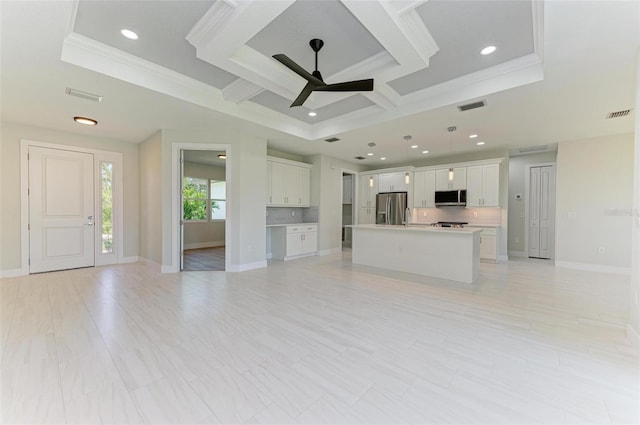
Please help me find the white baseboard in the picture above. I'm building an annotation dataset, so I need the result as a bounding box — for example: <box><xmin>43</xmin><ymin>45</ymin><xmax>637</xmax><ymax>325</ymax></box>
<box><xmin>227</xmin><ymin>261</ymin><xmax>267</xmax><ymax>272</ymax></box>
<box><xmin>139</xmin><ymin>257</ymin><xmax>162</xmax><ymax>271</ymax></box>
<box><xmin>184</xmin><ymin>241</ymin><xmax>225</xmax><ymax>250</ymax></box>
<box><xmin>627</xmin><ymin>324</ymin><xmax>640</xmax><ymax>348</ymax></box>
<box><xmin>0</xmin><ymin>268</ymin><xmax>27</xmax><ymax>278</ymax></box>
<box><xmin>318</xmin><ymin>247</ymin><xmax>342</xmax><ymax>256</ymax></box>
<box><xmin>119</xmin><ymin>256</ymin><xmax>139</xmax><ymax>264</ymax></box>
<box><xmin>555</xmin><ymin>261</ymin><xmax>632</xmax><ymax>276</ymax></box>
<box><xmin>508</xmin><ymin>250</ymin><xmax>527</xmax><ymax>258</ymax></box>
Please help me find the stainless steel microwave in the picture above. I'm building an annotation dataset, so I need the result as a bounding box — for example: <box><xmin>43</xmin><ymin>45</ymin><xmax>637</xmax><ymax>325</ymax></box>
<box><xmin>434</xmin><ymin>190</ymin><xmax>466</xmax><ymax>207</ymax></box>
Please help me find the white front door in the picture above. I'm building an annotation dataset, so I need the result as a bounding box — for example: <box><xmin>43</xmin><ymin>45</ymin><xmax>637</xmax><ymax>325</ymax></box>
<box><xmin>29</xmin><ymin>146</ymin><xmax>95</xmax><ymax>273</ymax></box>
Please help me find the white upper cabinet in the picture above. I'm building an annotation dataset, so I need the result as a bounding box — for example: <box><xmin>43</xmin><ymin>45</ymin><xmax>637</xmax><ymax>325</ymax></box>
<box><xmin>435</xmin><ymin>167</ymin><xmax>467</xmax><ymax>191</ymax></box>
<box><xmin>266</xmin><ymin>157</ymin><xmax>311</xmax><ymax>207</ymax></box>
<box><xmin>378</xmin><ymin>172</ymin><xmax>408</xmax><ymax>192</ymax></box>
<box><xmin>413</xmin><ymin>170</ymin><xmax>436</xmax><ymax>207</ymax></box>
<box><xmin>466</xmin><ymin>164</ymin><xmax>499</xmax><ymax>207</ymax></box>
<box><xmin>359</xmin><ymin>174</ymin><xmax>378</xmax><ymax>207</ymax></box>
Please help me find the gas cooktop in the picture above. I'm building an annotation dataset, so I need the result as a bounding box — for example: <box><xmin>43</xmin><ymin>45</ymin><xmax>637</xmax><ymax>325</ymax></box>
<box><xmin>430</xmin><ymin>221</ymin><xmax>468</xmax><ymax>228</ymax></box>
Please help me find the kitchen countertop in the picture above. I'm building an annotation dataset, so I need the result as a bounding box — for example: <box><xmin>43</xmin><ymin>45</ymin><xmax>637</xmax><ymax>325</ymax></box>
<box><xmin>407</xmin><ymin>223</ymin><xmax>500</xmax><ymax>228</ymax></box>
<box><xmin>266</xmin><ymin>222</ymin><xmax>318</xmax><ymax>228</ymax></box>
<box><xmin>349</xmin><ymin>224</ymin><xmax>481</xmax><ymax>234</ymax></box>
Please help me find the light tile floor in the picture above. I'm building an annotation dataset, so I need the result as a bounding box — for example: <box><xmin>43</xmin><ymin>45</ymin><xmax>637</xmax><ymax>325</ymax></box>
<box><xmin>1</xmin><ymin>253</ymin><xmax>638</xmax><ymax>424</ymax></box>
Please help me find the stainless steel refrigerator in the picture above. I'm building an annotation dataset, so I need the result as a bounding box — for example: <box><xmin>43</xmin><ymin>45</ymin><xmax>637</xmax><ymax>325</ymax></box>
<box><xmin>376</xmin><ymin>192</ymin><xmax>408</xmax><ymax>225</ymax></box>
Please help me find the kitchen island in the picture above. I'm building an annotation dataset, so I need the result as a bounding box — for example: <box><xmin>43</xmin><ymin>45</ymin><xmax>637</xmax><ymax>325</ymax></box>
<box><xmin>349</xmin><ymin>224</ymin><xmax>482</xmax><ymax>283</ymax></box>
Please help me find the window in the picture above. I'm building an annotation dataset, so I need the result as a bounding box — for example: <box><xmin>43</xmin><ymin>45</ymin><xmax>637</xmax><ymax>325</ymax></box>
<box><xmin>210</xmin><ymin>180</ymin><xmax>226</xmax><ymax>220</ymax></box>
<box><xmin>101</xmin><ymin>162</ymin><xmax>113</xmax><ymax>253</ymax></box>
<box><xmin>183</xmin><ymin>177</ymin><xmax>226</xmax><ymax>221</ymax></box>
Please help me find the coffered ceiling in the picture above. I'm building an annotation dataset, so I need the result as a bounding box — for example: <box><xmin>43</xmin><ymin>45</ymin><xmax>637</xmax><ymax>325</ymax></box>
<box><xmin>1</xmin><ymin>0</ymin><xmax>637</xmax><ymax>166</ymax></box>
<box><xmin>63</xmin><ymin>0</ymin><xmax>542</xmax><ymax>140</ymax></box>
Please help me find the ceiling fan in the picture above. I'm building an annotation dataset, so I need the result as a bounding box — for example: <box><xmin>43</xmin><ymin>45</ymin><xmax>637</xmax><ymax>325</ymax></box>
<box><xmin>273</xmin><ymin>38</ymin><xmax>374</xmax><ymax>108</ymax></box>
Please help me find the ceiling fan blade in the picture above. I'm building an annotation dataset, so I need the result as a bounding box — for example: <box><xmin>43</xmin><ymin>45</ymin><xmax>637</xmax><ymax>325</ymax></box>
<box><xmin>290</xmin><ymin>82</ymin><xmax>315</xmax><ymax>107</ymax></box>
<box><xmin>272</xmin><ymin>54</ymin><xmax>324</xmax><ymax>86</ymax></box>
<box><xmin>313</xmin><ymin>79</ymin><xmax>374</xmax><ymax>92</ymax></box>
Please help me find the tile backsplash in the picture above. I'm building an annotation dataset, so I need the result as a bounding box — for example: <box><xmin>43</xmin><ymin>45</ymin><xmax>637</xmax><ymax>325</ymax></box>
<box><xmin>411</xmin><ymin>206</ymin><xmax>502</xmax><ymax>225</ymax></box>
<box><xmin>266</xmin><ymin>206</ymin><xmax>319</xmax><ymax>225</ymax></box>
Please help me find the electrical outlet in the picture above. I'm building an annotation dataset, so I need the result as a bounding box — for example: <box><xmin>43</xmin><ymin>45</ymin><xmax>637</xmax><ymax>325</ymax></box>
<box><xmin>568</xmin><ymin>212</ymin><xmax>577</xmax><ymax>219</ymax></box>
<box><xmin>423</xmin><ymin>211</ymin><xmax>427</xmax><ymax>217</ymax></box>
<box><xmin>473</xmin><ymin>211</ymin><xmax>478</xmax><ymax>218</ymax></box>
<box><xmin>598</xmin><ymin>246</ymin><xmax>605</xmax><ymax>254</ymax></box>
<box><xmin>291</xmin><ymin>211</ymin><xmax>295</xmax><ymax>216</ymax></box>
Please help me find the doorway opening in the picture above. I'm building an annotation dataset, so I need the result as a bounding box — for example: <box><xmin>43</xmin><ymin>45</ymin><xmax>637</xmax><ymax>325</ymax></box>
<box><xmin>180</xmin><ymin>149</ymin><xmax>227</xmax><ymax>271</ymax></box>
<box><xmin>341</xmin><ymin>171</ymin><xmax>356</xmax><ymax>249</ymax></box>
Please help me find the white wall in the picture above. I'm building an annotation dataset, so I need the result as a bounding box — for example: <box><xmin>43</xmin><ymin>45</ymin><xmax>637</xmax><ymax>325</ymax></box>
<box><xmin>0</xmin><ymin>122</ymin><xmax>140</xmax><ymax>271</ymax></box>
<box><xmin>139</xmin><ymin>131</ymin><xmax>162</xmax><ymax>264</ymax></box>
<box><xmin>507</xmin><ymin>151</ymin><xmax>558</xmax><ymax>255</ymax></box>
<box><xmin>555</xmin><ymin>134</ymin><xmax>634</xmax><ymax>272</ymax></box>
<box><xmin>183</xmin><ymin>160</ymin><xmax>225</xmax><ymax>248</ymax></box>
<box><xmin>306</xmin><ymin>154</ymin><xmax>365</xmax><ymax>254</ymax></box>
<box><xmin>629</xmin><ymin>47</ymin><xmax>640</xmax><ymax>338</ymax></box>
<box><xmin>161</xmin><ymin>129</ymin><xmax>267</xmax><ymax>271</ymax></box>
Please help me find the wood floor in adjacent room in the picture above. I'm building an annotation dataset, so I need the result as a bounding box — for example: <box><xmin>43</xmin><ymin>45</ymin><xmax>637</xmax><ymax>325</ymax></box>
<box><xmin>183</xmin><ymin>247</ymin><xmax>225</xmax><ymax>271</ymax></box>
<box><xmin>1</xmin><ymin>252</ymin><xmax>638</xmax><ymax>424</ymax></box>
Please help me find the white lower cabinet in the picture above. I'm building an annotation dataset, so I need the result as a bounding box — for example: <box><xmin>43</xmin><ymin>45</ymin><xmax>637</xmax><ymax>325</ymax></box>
<box><xmin>467</xmin><ymin>226</ymin><xmax>498</xmax><ymax>262</ymax></box>
<box><xmin>269</xmin><ymin>224</ymin><xmax>318</xmax><ymax>260</ymax></box>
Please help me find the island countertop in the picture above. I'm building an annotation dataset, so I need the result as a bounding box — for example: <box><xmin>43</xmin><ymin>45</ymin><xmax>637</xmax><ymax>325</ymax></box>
<box><xmin>348</xmin><ymin>224</ymin><xmax>482</xmax><ymax>234</ymax></box>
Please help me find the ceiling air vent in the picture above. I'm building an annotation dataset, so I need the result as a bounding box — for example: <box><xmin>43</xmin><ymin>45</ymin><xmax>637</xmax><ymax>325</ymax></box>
<box><xmin>606</xmin><ymin>109</ymin><xmax>631</xmax><ymax>119</ymax></box>
<box><xmin>354</xmin><ymin>156</ymin><xmax>366</xmax><ymax>160</ymax></box>
<box><xmin>65</xmin><ymin>87</ymin><xmax>103</xmax><ymax>103</ymax></box>
<box><xmin>325</xmin><ymin>137</ymin><xmax>340</xmax><ymax>143</ymax></box>
<box><xmin>457</xmin><ymin>100</ymin><xmax>486</xmax><ymax>112</ymax></box>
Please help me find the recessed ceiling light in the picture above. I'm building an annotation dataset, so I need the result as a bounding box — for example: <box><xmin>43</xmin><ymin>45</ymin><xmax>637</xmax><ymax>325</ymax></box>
<box><xmin>367</xmin><ymin>152</ymin><xmax>373</xmax><ymax>156</ymax></box>
<box><xmin>120</xmin><ymin>29</ymin><xmax>139</xmax><ymax>40</ymax></box>
<box><xmin>218</xmin><ymin>154</ymin><xmax>227</xmax><ymax>159</ymax></box>
<box><xmin>411</xmin><ymin>145</ymin><xmax>418</xmax><ymax>149</ymax></box>
<box><xmin>422</xmin><ymin>150</ymin><xmax>429</xmax><ymax>154</ymax></box>
<box><xmin>469</xmin><ymin>134</ymin><xmax>478</xmax><ymax>139</ymax></box>
<box><xmin>480</xmin><ymin>45</ymin><xmax>496</xmax><ymax>55</ymax></box>
<box><xmin>477</xmin><ymin>141</ymin><xmax>485</xmax><ymax>146</ymax></box>
<box><xmin>380</xmin><ymin>157</ymin><xmax>386</xmax><ymax>160</ymax></box>
<box><xmin>73</xmin><ymin>116</ymin><xmax>97</xmax><ymax>126</ymax></box>
<box><xmin>308</xmin><ymin>111</ymin><xmax>317</xmax><ymax>117</ymax></box>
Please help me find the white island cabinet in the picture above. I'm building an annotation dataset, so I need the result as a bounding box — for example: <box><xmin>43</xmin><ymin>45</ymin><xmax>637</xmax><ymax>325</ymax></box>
<box><xmin>350</xmin><ymin>224</ymin><xmax>481</xmax><ymax>284</ymax></box>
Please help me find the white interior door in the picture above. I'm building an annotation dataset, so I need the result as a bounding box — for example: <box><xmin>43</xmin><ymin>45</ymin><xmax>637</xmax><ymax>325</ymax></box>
<box><xmin>528</xmin><ymin>165</ymin><xmax>555</xmax><ymax>259</ymax></box>
<box><xmin>538</xmin><ymin>166</ymin><xmax>555</xmax><ymax>258</ymax></box>
<box><xmin>29</xmin><ymin>146</ymin><xmax>95</xmax><ymax>273</ymax></box>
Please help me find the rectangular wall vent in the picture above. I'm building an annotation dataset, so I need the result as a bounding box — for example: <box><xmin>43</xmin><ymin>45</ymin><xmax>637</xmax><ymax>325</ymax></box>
<box><xmin>354</xmin><ymin>156</ymin><xmax>366</xmax><ymax>160</ymax></box>
<box><xmin>606</xmin><ymin>109</ymin><xmax>631</xmax><ymax>119</ymax></box>
<box><xmin>457</xmin><ymin>100</ymin><xmax>486</xmax><ymax>112</ymax></box>
<box><xmin>325</xmin><ymin>137</ymin><xmax>340</xmax><ymax>143</ymax></box>
<box><xmin>518</xmin><ymin>145</ymin><xmax>548</xmax><ymax>153</ymax></box>
<box><xmin>65</xmin><ymin>87</ymin><xmax>103</xmax><ymax>103</ymax></box>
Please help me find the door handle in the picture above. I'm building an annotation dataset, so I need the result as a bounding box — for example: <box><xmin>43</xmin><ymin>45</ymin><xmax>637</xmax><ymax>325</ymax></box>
<box><xmin>86</xmin><ymin>215</ymin><xmax>94</xmax><ymax>226</ymax></box>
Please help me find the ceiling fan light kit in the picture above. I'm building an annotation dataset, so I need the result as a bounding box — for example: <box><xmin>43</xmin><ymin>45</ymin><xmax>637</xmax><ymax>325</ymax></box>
<box><xmin>273</xmin><ymin>39</ymin><xmax>374</xmax><ymax>107</ymax></box>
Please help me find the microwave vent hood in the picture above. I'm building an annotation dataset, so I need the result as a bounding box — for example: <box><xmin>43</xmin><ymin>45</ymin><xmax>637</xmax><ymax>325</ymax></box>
<box><xmin>434</xmin><ymin>190</ymin><xmax>466</xmax><ymax>207</ymax></box>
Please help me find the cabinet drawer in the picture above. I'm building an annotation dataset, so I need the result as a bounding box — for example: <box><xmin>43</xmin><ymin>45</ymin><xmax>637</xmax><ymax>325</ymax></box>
<box><xmin>287</xmin><ymin>224</ymin><xmax>317</xmax><ymax>234</ymax></box>
<box><xmin>467</xmin><ymin>227</ymin><xmax>497</xmax><ymax>236</ymax></box>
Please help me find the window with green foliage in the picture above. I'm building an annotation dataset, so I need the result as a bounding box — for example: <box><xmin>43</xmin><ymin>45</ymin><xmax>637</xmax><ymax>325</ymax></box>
<box><xmin>183</xmin><ymin>177</ymin><xmax>209</xmax><ymax>221</ymax></box>
<box><xmin>183</xmin><ymin>177</ymin><xmax>226</xmax><ymax>221</ymax></box>
<box><xmin>101</xmin><ymin>162</ymin><xmax>113</xmax><ymax>253</ymax></box>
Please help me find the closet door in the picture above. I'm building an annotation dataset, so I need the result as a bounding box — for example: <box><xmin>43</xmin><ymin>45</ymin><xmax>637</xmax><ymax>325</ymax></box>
<box><xmin>529</xmin><ymin>165</ymin><xmax>555</xmax><ymax>259</ymax></box>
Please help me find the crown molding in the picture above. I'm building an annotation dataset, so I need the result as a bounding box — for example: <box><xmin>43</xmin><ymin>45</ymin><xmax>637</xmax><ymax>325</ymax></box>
<box><xmin>222</xmin><ymin>78</ymin><xmax>265</xmax><ymax>103</ymax></box>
